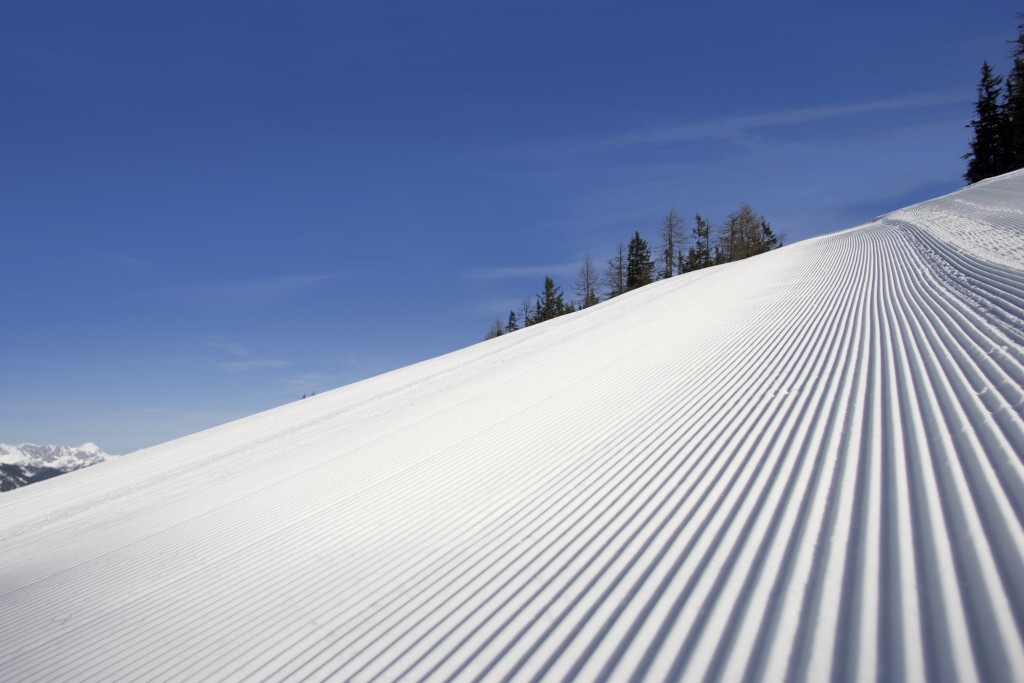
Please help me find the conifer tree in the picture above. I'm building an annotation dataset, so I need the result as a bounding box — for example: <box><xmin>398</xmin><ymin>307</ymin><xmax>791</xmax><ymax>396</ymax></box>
<box><xmin>965</xmin><ymin>61</ymin><xmax>1008</xmax><ymax>183</ymax></box>
<box><xmin>658</xmin><ymin>209</ymin><xmax>685</xmax><ymax>279</ymax></box>
<box><xmin>574</xmin><ymin>253</ymin><xmax>600</xmax><ymax>308</ymax></box>
<box><xmin>759</xmin><ymin>219</ymin><xmax>780</xmax><ymax>253</ymax></box>
<box><xmin>1003</xmin><ymin>19</ymin><xmax>1024</xmax><ymax>172</ymax></box>
<box><xmin>686</xmin><ymin>213</ymin><xmax>713</xmax><ymax>271</ymax></box>
<box><xmin>506</xmin><ymin>310</ymin><xmax>518</xmax><ymax>334</ymax></box>
<box><xmin>534</xmin><ymin>276</ymin><xmax>568</xmax><ymax>323</ymax></box>
<box><xmin>603</xmin><ymin>242</ymin><xmax>627</xmax><ymax>298</ymax></box>
<box><xmin>626</xmin><ymin>231</ymin><xmax>654</xmax><ymax>290</ymax></box>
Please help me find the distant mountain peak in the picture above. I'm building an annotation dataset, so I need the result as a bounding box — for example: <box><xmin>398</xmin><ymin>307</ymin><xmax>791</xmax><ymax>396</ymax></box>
<box><xmin>0</xmin><ymin>442</ymin><xmax>114</xmax><ymax>492</ymax></box>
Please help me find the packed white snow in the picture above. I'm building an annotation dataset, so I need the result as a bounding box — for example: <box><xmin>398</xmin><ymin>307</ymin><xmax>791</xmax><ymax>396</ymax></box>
<box><xmin>1</xmin><ymin>173</ymin><xmax>1023</xmax><ymax>681</ymax></box>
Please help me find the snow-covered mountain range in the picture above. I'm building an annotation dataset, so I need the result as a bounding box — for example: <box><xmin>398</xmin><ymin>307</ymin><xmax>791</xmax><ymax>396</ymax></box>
<box><xmin>0</xmin><ymin>442</ymin><xmax>112</xmax><ymax>492</ymax></box>
<box><xmin>0</xmin><ymin>172</ymin><xmax>1023</xmax><ymax>680</ymax></box>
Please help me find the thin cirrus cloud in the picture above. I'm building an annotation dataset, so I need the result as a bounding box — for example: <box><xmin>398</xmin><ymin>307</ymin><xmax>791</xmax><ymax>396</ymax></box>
<box><xmin>591</xmin><ymin>89</ymin><xmax>971</xmax><ymax>148</ymax></box>
<box><xmin>205</xmin><ymin>335</ymin><xmax>291</xmax><ymax>373</ymax></box>
<box><xmin>205</xmin><ymin>336</ymin><xmax>248</xmax><ymax>357</ymax></box>
<box><xmin>152</xmin><ymin>274</ymin><xmax>337</xmax><ymax>309</ymax></box>
<box><xmin>216</xmin><ymin>358</ymin><xmax>293</xmax><ymax>373</ymax></box>
<box><xmin>464</xmin><ymin>262</ymin><xmax>579</xmax><ymax>281</ymax></box>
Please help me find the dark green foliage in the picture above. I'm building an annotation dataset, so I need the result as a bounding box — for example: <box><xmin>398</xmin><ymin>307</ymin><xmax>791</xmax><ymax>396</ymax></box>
<box><xmin>483</xmin><ymin>208</ymin><xmax>778</xmax><ymax>332</ymax></box>
<box><xmin>626</xmin><ymin>231</ymin><xmax>654</xmax><ymax>290</ymax></box>
<box><xmin>760</xmin><ymin>219</ymin><xmax>780</xmax><ymax>252</ymax></box>
<box><xmin>534</xmin><ymin>276</ymin><xmax>570</xmax><ymax>323</ymax></box>
<box><xmin>963</xmin><ymin>18</ymin><xmax>1024</xmax><ymax>182</ymax></box>
<box><xmin>965</xmin><ymin>62</ymin><xmax>1009</xmax><ymax>183</ymax></box>
<box><xmin>506</xmin><ymin>310</ymin><xmax>518</xmax><ymax>334</ymax></box>
<box><xmin>685</xmin><ymin>213</ymin><xmax>713</xmax><ymax>272</ymax></box>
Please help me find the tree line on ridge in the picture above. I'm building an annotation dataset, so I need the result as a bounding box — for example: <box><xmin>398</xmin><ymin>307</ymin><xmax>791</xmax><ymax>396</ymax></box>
<box><xmin>485</xmin><ymin>204</ymin><xmax>780</xmax><ymax>339</ymax></box>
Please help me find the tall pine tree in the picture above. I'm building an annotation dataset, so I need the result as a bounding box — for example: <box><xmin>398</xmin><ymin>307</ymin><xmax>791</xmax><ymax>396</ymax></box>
<box><xmin>506</xmin><ymin>310</ymin><xmax>518</xmax><ymax>333</ymax></box>
<box><xmin>965</xmin><ymin>61</ymin><xmax>1007</xmax><ymax>183</ymax></box>
<box><xmin>1003</xmin><ymin>18</ymin><xmax>1024</xmax><ymax>172</ymax></box>
<box><xmin>534</xmin><ymin>276</ymin><xmax>569</xmax><ymax>323</ymax></box>
<box><xmin>626</xmin><ymin>231</ymin><xmax>654</xmax><ymax>290</ymax></box>
<box><xmin>685</xmin><ymin>213</ymin><xmax>713</xmax><ymax>271</ymax></box>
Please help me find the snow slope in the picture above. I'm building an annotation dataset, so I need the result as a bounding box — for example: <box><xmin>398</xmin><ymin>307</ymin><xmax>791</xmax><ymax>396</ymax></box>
<box><xmin>1</xmin><ymin>173</ymin><xmax>1023</xmax><ymax>681</ymax></box>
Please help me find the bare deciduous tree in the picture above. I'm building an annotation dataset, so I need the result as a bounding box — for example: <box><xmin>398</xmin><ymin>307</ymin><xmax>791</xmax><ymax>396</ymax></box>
<box><xmin>658</xmin><ymin>209</ymin><xmax>685</xmax><ymax>279</ymax></box>
<box><xmin>574</xmin><ymin>252</ymin><xmax>600</xmax><ymax>308</ymax></box>
<box><xmin>603</xmin><ymin>243</ymin><xmax>627</xmax><ymax>298</ymax></box>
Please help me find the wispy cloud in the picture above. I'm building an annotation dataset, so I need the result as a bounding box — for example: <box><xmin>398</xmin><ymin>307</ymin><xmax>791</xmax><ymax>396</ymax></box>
<box><xmin>464</xmin><ymin>262</ymin><xmax>578</xmax><ymax>281</ymax></box>
<box><xmin>593</xmin><ymin>90</ymin><xmax>970</xmax><ymax>149</ymax></box>
<box><xmin>153</xmin><ymin>274</ymin><xmax>337</xmax><ymax>309</ymax></box>
<box><xmin>206</xmin><ymin>335</ymin><xmax>248</xmax><ymax>357</ymax></box>
<box><xmin>203</xmin><ymin>334</ymin><xmax>291</xmax><ymax>373</ymax></box>
<box><xmin>217</xmin><ymin>358</ymin><xmax>292</xmax><ymax>372</ymax></box>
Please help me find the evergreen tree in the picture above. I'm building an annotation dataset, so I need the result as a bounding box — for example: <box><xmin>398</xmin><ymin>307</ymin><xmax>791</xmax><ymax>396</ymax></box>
<box><xmin>534</xmin><ymin>276</ymin><xmax>568</xmax><ymax>323</ymax></box>
<box><xmin>1003</xmin><ymin>19</ymin><xmax>1024</xmax><ymax>172</ymax></box>
<box><xmin>574</xmin><ymin>252</ymin><xmax>601</xmax><ymax>308</ymax></box>
<box><xmin>658</xmin><ymin>208</ymin><xmax>685</xmax><ymax>279</ymax></box>
<box><xmin>603</xmin><ymin>242</ymin><xmax>627</xmax><ymax>297</ymax></box>
<box><xmin>713</xmin><ymin>243</ymin><xmax>725</xmax><ymax>265</ymax></box>
<box><xmin>965</xmin><ymin>61</ymin><xmax>1008</xmax><ymax>183</ymax></box>
<box><xmin>759</xmin><ymin>219</ymin><xmax>780</xmax><ymax>253</ymax></box>
<box><xmin>626</xmin><ymin>231</ymin><xmax>654</xmax><ymax>290</ymax></box>
<box><xmin>506</xmin><ymin>310</ymin><xmax>518</xmax><ymax>334</ymax></box>
<box><xmin>685</xmin><ymin>213</ymin><xmax>713</xmax><ymax>271</ymax></box>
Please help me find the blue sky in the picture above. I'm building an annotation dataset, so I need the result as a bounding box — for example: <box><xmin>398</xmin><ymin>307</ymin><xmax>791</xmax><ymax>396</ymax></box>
<box><xmin>1</xmin><ymin>1</ymin><xmax>1018</xmax><ymax>453</ymax></box>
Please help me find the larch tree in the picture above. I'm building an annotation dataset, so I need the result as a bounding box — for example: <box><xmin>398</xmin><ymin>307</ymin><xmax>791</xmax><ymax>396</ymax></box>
<box><xmin>721</xmin><ymin>204</ymin><xmax>768</xmax><ymax>261</ymax></box>
<box><xmin>658</xmin><ymin>208</ymin><xmax>685</xmax><ymax>279</ymax></box>
<box><xmin>604</xmin><ymin>242</ymin><xmax>627</xmax><ymax>298</ymax></box>
<box><xmin>484</xmin><ymin>316</ymin><xmax>504</xmax><ymax>340</ymax></box>
<box><xmin>520</xmin><ymin>295</ymin><xmax>534</xmax><ymax>327</ymax></box>
<box><xmin>574</xmin><ymin>252</ymin><xmax>601</xmax><ymax>308</ymax></box>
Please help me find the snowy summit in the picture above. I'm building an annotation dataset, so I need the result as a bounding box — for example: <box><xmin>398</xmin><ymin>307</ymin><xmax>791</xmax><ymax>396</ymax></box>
<box><xmin>0</xmin><ymin>442</ymin><xmax>112</xmax><ymax>492</ymax></box>
<box><xmin>1</xmin><ymin>173</ymin><xmax>1024</xmax><ymax>680</ymax></box>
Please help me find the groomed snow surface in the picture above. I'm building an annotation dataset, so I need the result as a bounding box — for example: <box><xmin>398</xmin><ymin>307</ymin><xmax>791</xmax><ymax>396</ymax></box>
<box><xmin>2</xmin><ymin>172</ymin><xmax>1024</xmax><ymax>682</ymax></box>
